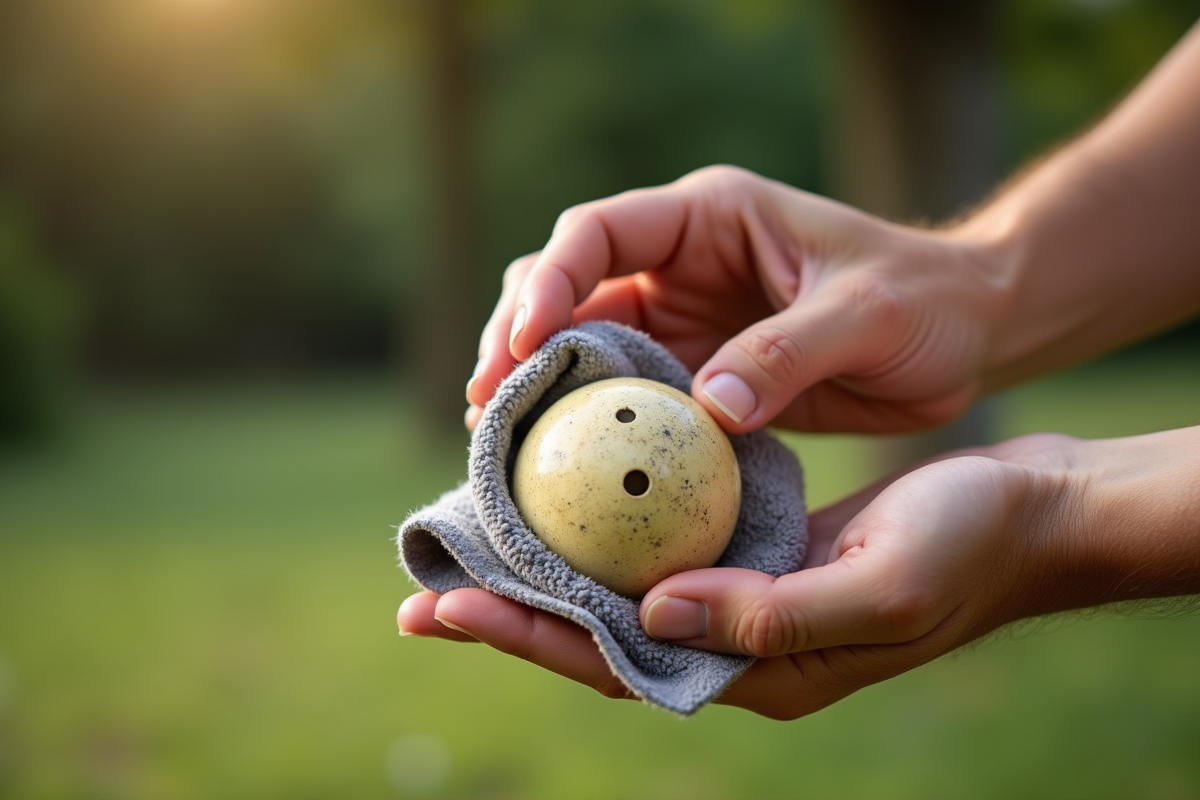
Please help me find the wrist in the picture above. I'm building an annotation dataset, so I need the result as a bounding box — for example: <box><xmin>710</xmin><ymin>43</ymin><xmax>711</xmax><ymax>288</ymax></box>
<box><xmin>943</xmin><ymin>131</ymin><xmax>1200</xmax><ymax>391</ymax></box>
<box><xmin>1013</xmin><ymin>428</ymin><xmax>1200</xmax><ymax>621</ymax></box>
<box><xmin>932</xmin><ymin>217</ymin><xmax>1023</xmax><ymax>395</ymax></box>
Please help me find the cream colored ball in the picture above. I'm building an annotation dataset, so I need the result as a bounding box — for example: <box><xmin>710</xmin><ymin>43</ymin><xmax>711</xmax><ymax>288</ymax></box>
<box><xmin>512</xmin><ymin>377</ymin><xmax>741</xmax><ymax>598</ymax></box>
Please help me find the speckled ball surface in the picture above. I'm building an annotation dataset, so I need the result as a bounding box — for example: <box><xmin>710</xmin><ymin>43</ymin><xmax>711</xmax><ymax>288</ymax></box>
<box><xmin>512</xmin><ymin>377</ymin><xmax>741</xmax><ymax>597</ymax></box>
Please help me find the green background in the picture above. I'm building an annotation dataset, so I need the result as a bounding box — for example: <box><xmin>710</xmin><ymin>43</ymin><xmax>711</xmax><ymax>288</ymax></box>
<box><xmin>3</xmin><ymin>348</ymin><xmax>1198</xmax><ymax>799</ymax></box>
<box><xmin>3</xmin><ymin>0</ymin><xmax>1200</xmax><ymax>797</ymax></box>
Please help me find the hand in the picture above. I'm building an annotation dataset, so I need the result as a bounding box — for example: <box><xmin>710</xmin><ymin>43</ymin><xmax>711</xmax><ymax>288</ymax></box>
<box><xmin>396</xmin><ymin>436</ymin><xmax>1061</xmax><ymax>718</ymax></box>
<box><xmin>465</xmin><ymin>166</ymin><xmax>1005</xmax><ymax>434</ymax></box>
<box><xmin>398</xmin><ymin>428</ymin><xmax>1200</xmax><ymax>719</ymax></box>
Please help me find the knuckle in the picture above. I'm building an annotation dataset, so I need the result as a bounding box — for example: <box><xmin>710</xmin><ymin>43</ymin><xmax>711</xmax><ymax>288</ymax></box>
<box><xmin>501</xmin><ymin>254</ymin><xmax>536</xmax><ymax>290</ymax></box>
<box><xmin>743</xmin><ymin>327</ymin><xmax>806</xmax><ymax>387</ymax></box>
<box><xmin>498</xmin><ymin>609</ymin><xmax>553</xmax><ymax>664</ymax></box>
<box><xmin>553</xmin><ymin>203</ymin><xmax>589</xmax><ymax>233</ymax></box>
<box><xmin>734</xmin><ymin>600</ymin><xmax>801</xmax><ymax>658</ymax></box>
<box><xmin>833</xmin><ymin>272</ymin><xmax>908</xmax><ymax>329</ymax></box>
<box><xmin>874</xmin><ymin>585</ymin><xmax>937</xmax><ymax>641</ymax></box>
<box><xmin>684</xmin><ymin>163</ymin><xmax>751</xmax><ymax>187</ymax></box>
<box><xmin>502</xmin><ymin>613</ymin><xmax>540</xmax><ymax>663</ymax></box>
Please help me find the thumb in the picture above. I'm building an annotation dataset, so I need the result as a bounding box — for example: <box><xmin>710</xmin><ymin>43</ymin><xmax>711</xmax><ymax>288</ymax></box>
<box><xmin>691</xmin><ymin>280</ymin><xmax>899</xmax><ymax>432</ymax></box>
<box><xmin>638</xmin><ymin>556</ymin><xmax>936</xmax><ymax>658</ymax></box>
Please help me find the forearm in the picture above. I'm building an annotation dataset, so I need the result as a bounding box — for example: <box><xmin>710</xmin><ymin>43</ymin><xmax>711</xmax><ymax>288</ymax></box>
<box><xmin>957</xmin><ymin>22</ymin><xmax>1200</xmax><ymax>391</ymax></box>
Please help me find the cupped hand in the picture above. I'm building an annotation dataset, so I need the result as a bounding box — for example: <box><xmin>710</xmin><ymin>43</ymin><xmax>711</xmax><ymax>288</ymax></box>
<box><xmin>398</xmin><ymin>433</ymin><xmax>1090</xmax><ymax>719</ymax></box>
<box><xmin>466</xmin><ymin>165</ymin><xmax>1004</xmax><ymax>435</ymax></box>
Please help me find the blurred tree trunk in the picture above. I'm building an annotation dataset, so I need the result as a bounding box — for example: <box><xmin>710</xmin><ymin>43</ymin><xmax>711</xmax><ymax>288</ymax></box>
<box><xmin>413</xmin><ymin>0</ymin><xmax>481</xmax><ymax>434</ymax></box>
<box><xmin>829</xmin><ymin>0</ymin><xmax>1003</xmax><ymax>471</ymax></box>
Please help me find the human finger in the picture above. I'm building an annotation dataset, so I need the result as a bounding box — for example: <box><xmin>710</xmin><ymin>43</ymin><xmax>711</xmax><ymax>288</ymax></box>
<box><xmin>638</xmin><ymin>556</ymin><xmax>935</xmax><ymax>658</ymax></box>
<box><xmin>466</xmin><ymin>276</ymin><xmax>644</xmax><ymax>433</ymax></box>
<box><xmin>468</xmin><ymin>253</ymin><xmax>538</xmax><ymax>409</ymax></box>
<box><xmin>397</xmin><ymin>591</ymin><xmax>479</xmax><ymax>643</ymax></box>
<box><xmin>433</xmin><ymin>588</ymin><xmax>636</xmax><ymax>701</ymax></box>
<box><xmin>641</xmin><ymin>456</ymin><xmax>1020</xmax><ymax>656</ymax></box>
<box><xmin>768</xmin><ymin>379</ymin><xmax>977</xmax><ymax>434</ymax></box>
<box><xmin>569</xmin><ymin>274</ymin><xmax>645</xmax><ymax>330</ymax></box>
<box><xmin>692</xmin><ymin>274</ymin><xmax>970</xmax><ymax>433</ymax></box>
<box><xmin>507</xmin><ymin>178</ymin><xmax>716</xmax><ymax>361</ymax></box>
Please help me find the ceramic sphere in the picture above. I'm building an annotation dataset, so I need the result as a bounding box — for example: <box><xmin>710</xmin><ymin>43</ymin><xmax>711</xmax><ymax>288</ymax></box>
<box><xmin>512</xmin><ymin>377</ymin><xmax>741</xmax><ymax>597</ymax></box>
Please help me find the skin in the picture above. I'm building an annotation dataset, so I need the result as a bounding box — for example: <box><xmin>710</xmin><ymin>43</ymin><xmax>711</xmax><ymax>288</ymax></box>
<box><xmin>400</xmin><ymin>22</ymin><xmax>1200</xmax><ymax>719</ymax></box>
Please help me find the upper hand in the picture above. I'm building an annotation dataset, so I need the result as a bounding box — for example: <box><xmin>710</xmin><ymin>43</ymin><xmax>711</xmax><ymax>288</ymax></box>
<box><xmin>466</xmin><ymin>165</ymin><xmax>1003</xmax><ymax>434</ymax></box>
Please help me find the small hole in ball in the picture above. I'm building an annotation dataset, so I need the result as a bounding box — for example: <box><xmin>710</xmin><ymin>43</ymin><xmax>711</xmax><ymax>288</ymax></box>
<box><xmin>623</xmin><ymin>469</ymin><xmax>650</xmax><ymax>496</ymax></box>
<box><xmin>616</xmin><ymin>408</ymin><xmax>636</xmax><ymax>423</ymax></box>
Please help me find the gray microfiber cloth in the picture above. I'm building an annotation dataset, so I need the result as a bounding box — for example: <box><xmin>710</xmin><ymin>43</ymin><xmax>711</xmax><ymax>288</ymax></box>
<box><xmin>398</xmin><ymin>321</ymin><xmax>807</xmax><ymax>715</ymax></box>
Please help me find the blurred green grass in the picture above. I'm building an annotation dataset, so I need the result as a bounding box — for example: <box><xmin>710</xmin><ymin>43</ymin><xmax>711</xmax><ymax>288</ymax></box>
<box><xmin>2</xmin><ymin>353</ymin><xmax>1199</xmax><ymax>800</ymax></box>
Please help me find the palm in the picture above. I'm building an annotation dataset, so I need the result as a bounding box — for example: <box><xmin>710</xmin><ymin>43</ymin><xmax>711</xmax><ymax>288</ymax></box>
<box><xmin>575</xmin><ymin>247</ymin><xmax>780</xmax><ymax>375</ymax></box>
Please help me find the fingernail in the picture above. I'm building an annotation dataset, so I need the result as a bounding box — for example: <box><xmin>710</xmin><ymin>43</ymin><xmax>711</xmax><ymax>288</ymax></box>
<box><xmin>702</xmin><ymin>372</ymin><xmax>756</xmax><ymax>424</ymax></box>
<box><xmin>509</xmin><ymin>306</ymin><xmax>528</xmax><ymax>352</ymax></box>
<box><xmin>643</xmin><ymin>596</ymin><xmax>708</xmax><ymax>640</ymax></box>
<box><xmin>434</xmin><ymin>615</ymin><xmax>475</xmax><ymax>638</ymax></box>
<box><xmin>397</xmin><ymin>598</ymin><xmax>415</xmax><ymax>635</ymax></box>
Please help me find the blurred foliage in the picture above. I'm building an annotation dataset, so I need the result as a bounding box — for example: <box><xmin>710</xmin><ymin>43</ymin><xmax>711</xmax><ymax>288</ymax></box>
<box><xmin>0</xmin><ymin>202</ymin><xmax>78</xmax><ymax>444</ymax></box>
<box><xmin>1001</xmin><ymin>0</ymin><xmax>1200</xmax><ymax>166</ymax></box>
<box><xmin>473</xmin><ymin>0</ymin><xmax>832</xmax><ymax>265</ymax></box>
<box><xmin>0</xmin><ymin>0</ymin><xmax>1196</xmax><ymax>393</ymax></box>
<box><xmin>0</xmin><ymin>0</ymin><xmax>412</xmax><ymax>376</ymax></box>
<box><xmin>0</xmin><ymin>0</ymin><xmax>833</xmax><ymax>383</ymax></box>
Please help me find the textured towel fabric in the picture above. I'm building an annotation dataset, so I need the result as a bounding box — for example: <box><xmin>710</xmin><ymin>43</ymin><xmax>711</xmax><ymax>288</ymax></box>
<box><xmin>398</xmin><ymin>321</ymin><xmax>807</xmax><ymax>715</ymax></box>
